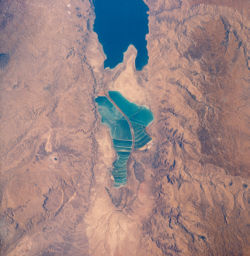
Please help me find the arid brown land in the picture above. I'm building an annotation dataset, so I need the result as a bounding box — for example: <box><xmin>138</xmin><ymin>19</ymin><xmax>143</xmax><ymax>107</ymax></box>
<box><xmin>0</xmin><ymin>0</ymin><xmax>249</xmax><ymax>255</ymax></box>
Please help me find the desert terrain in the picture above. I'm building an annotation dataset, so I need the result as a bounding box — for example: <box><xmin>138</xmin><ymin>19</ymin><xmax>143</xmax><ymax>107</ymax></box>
<box><xmin>0</xmin><ymin>0</ymin><xmax>249</xmax><ymax>255</ymax></box>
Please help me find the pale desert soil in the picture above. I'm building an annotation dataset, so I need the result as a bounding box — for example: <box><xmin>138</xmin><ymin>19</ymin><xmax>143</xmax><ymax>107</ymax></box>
<box><xmin>0</xmin><ymin>0</ymin><xmax>249</xmax><ymax>255</ymax></box>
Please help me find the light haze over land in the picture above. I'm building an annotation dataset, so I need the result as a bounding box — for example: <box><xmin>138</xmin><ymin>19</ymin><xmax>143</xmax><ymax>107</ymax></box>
<box><xmin>0</xmin><ymin>0</ymin><xmax>249</xmax><ymax>255</ymax></box>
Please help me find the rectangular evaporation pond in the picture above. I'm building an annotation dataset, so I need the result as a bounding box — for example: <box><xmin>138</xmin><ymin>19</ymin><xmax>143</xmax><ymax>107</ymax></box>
<box><xmin>95</xmin><ymin>95</ymin><xmax>133</xmax><ymax>187</ymax></box>
<box><xmin>112</xmin><ymin>119</ymin><xmax>132</xmax><ymax>141</ymax></box>
<box><xmin>108</xmin><ymin>91</ymin><xmax>153</xmax><ymax>126</ymax></box>
<box><xmin>130</xmin><ymin>121</ymin><xmax>152</xmax><ymax>149</ymax></box>
<box><xmin>95</xmin><ymin>96</ymin><xmax>132</xmax><ymax>141</ymax></box>
<box><xmin>95</xmin><ymin>91</ymin><xmax>154</xmax><ymax>187</ymax></box>
<box><xmin>113</xmin><ymin>139</ymin><xmax>132</xmax><ymax>152</ymax></box>
<box><xmin>108</xmin><ymin>91</ymin><xmax>153</xmax><ymax>148</ymax></box>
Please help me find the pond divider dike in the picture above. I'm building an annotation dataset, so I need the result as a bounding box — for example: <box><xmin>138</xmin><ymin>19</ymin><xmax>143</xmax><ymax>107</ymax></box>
<box><xmin>95</xmin><ymin>91</ymin><xmax>153</xmax><ymax>187</ymax></box>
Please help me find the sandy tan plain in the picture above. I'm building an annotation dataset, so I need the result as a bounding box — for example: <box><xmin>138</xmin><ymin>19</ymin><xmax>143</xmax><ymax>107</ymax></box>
<box><xmin>0</xmin><ymin>0</ymin><xmax>249</xmax><ymax>255</ymax></box>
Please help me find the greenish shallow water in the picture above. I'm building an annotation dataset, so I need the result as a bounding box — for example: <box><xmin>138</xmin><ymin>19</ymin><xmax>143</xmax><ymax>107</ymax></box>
<box><xmin>95</xmin><ymin>91</ymin><xmax>153</xmax><ymax>187</ymax></box>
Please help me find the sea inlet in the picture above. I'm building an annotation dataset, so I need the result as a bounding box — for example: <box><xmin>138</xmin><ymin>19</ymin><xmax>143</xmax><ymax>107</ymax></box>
<box><xmin>92</xmin><ymin>0</ymin><xmax>149</xmax><ymax>70</ymax></box>
<box><xmin>95</xmin><ymin>91</ymin><xmax>153</xmax><ymax>187</ymax></box>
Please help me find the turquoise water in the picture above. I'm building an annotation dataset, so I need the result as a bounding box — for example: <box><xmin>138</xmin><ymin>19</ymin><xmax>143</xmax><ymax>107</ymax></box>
<box><xmin>95</xmin><ymin>91</ymin><xmax>153</xmax><ymax>187</ymax></box>
<box><xmin>93</xmin><ymin>0</ymin><xmax>149</xmax><ymax>71</ymax></box>
<box><xmin>108</xmin><ymin>91</ymin><xmax>153</xmax><ymax>149</ymax></box>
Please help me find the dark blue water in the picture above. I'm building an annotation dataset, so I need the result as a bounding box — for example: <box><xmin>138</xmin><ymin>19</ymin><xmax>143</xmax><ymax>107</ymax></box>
<box><xmin>0</xmin><ymin>53</ymin><xmax>10</xmax><ymax>70</ymax></box>
<box><xmin>93</xmin><ymin>0</ymin><xmax>149</xmax><ymax>71</ymax></box>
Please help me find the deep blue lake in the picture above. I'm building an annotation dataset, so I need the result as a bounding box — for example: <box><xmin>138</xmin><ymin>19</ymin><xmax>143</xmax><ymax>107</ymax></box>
<box><xmin>93</xmin><ymin>0</ymin><xmax>149</xmax><ymax>71</ymax></box>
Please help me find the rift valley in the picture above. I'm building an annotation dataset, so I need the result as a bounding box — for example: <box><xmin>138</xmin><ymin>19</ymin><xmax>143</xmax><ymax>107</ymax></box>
<box><xmin>0</xmin><ymin>0</ymin><xmax>249</xmax><ymax>255</ymax></box>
